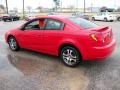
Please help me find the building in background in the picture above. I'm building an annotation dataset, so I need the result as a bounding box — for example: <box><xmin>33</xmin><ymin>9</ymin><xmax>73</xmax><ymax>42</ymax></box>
<box><xmin>87</xmin><ymin>7</ymin><xmax>100</xmax><ymax>12</ymax></box>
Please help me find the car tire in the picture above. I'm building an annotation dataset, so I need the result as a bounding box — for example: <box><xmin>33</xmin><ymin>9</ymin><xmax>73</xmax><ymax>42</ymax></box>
<box><xmin>60</xmin><ymin>46</ymin><xmax>81</xmax><ymax>67</ymax></box>
<box><xmin>104</xmin><ymin>18</ymin><xmax>108</xmax><ymax>22</ymax></box>
<box><xmin>11</xmin><ymin>18</ymin><xmax>13</xmax><ymax>21</ymax></box>
<box><xmin>118</xmin><ymin>17</ymin><xmax>120</xmax><ymax>21</ymax></box>
<box><xmin>4</xmin><ymin>20</ymin><xmax>6</xmax><ymax>22</ymax></box>
<box><xmin>92</xmin><ymin>17</ymin><xmax>95</xmax><ymax>21</ymax></box>
<box><xmin>8</xmin><ymin>36</ymin><xmax>20</xmax><ymax>51</ymax></box>
<box><xmin>110</xmin><ymin>20</ymin><xmax>113</xmax><ymax>22</ymax></box>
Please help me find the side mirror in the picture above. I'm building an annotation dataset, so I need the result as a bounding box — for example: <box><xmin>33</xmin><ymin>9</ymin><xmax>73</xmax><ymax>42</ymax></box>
<box><xmin>20</xmin><ymin>24</ymin><xmax>26</xmax><ymax>30</ymax></box>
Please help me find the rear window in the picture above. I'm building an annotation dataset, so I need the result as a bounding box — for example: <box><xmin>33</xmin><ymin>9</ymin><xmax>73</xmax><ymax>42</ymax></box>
<box><xmin>67</xmin><ymin>17</ymin><xmax>98</xmax><ymax>29</ymax></box>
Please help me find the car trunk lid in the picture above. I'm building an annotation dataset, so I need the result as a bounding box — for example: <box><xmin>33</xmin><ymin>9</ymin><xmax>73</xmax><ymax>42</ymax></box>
<box><xmin>90</xmin><ymin>26</ymin><xmax>113</xmax><ymax>45</ymax></box>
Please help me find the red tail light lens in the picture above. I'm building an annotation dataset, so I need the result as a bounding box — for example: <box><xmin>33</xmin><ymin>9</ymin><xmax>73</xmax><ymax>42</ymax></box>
<box><xmin>90</xmin><ymin>34</ymin><xmax>98</xmax><ymax>41</ymax></box>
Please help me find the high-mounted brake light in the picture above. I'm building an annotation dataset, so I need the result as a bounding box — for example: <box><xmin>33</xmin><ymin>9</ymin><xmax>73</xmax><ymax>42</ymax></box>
<box><xmin>90</xmin><ymin>34</ymin><xmax>98</xmax><ymax>41</ymax></box>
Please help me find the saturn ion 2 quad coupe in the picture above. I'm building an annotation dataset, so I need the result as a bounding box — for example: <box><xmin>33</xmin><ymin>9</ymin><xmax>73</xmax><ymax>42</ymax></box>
<box><xmin>5</xmin><ymin>16</ymin><xmax>116</xmax><ymax>67</ymax></box>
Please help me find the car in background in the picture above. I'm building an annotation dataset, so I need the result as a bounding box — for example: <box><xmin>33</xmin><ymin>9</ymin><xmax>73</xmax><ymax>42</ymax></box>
<box><xmin>24</xmin><ymin>14</ymin><xmax>36</xmax><ymax>21</ymax></box>
<box><xmin>92</xmin><ymin>12</ymin><xmax>116</xmax><ymax>22</ymax></box>
<box><xmin>47</xmin><ymin>12</ymin><xmax>58</xmax><ymax>16</ymax></box>
<box><xmin>2</xmin><ymin>14</ymin><xmax>20</xmax><ymax>22</ymax></box>
<box><xmin>117</xmin><ymin>16</ymin><xmax>120</xmax><ymax>21</ymax></box>
<box><xmin>0</xmin><ymin>16</ymin><xmax>2</xmax><ymax>21</ymax></box>
<box><xmin>72</xmin><ymin>12</ymin><xmax>90</xmax><ymax>20</ymax></box>
<box><xmin>5</xmin><ymin>16</ymin><xmax>116</xmax><ymax>67</ymax></box>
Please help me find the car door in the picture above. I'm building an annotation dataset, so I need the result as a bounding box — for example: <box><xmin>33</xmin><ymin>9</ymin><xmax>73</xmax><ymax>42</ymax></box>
<box><xmin>95</xmin><ymin>13</ymin><xmax>101</xmax><ymax>20</ymax></box>
<box><xmin>18</xmin><ymin>19</ymin><xmax>43</xmax><ymax>51</ymax></box>
<box><xmin>40</xmin><ymin>18</ymin><xmax>64</xmax><ymax>55</ymax></box>
<box><xmin>101</xmin><ymin>12</ymin><xmax>106</xmax><ymax>20</ymax></box>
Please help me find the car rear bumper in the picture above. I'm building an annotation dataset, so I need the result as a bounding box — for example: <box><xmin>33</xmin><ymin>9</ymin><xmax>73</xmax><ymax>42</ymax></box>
<box><xmin>107</xmin><ymin>17</ymin><xmax>116</xmax><ymax>21</ymax></box>
<box><xmin>82</xmin><ymin>39</ymin><xmax>116</xmax><ymax>60</ymax></box>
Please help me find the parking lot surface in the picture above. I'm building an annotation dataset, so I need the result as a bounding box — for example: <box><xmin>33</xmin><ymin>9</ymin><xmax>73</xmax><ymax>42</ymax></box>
<box><xmin>0</xmin><ymin>20</ymin><xmax>120</xmax><ymax>90</ymax></box>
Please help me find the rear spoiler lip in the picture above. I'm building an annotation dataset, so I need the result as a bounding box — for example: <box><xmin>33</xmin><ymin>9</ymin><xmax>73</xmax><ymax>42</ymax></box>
<box><xmin>87</xmin><ymin>26</ymin><xmax>111</xmax><ymax>32</ymax></box>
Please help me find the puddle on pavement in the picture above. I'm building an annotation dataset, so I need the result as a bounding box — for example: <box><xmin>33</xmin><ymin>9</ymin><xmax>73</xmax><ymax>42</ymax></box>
<box><xmin>0</xmin><ymin>49</ymin><xmax>89</xmax><ymax>90</ymax></box>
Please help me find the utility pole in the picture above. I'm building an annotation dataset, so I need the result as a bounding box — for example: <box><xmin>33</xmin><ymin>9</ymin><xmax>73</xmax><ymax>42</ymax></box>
<box><xmin>76</xmin><ymin>0</ymin><xmax>78</xmax><ymax>12</ymax></box>
<box><xmin>114</xmin><ymin>0</ymin><xmax>117</xmax><ymax>9</ymax></box>
<box><xmin>5</xmin><ymin>0</ymin><xmax>8</xmax><ymax>14</ymax></box>
<box><xmin>84</xmin><ymin>0</ymin><xmax>86</xmax><ymax>13</ymax></box>
<box><xmin>60</xmin><ymin>0</ymin><xmax>62</xmax><ymax>12</ymax></box>
<box><xmin>91</xmin><ymin>3</ymin><xmax>93</xmax><ymax>13</ymax></box>
<box><xmin>23</xmin><ymin>0</ymin><xmax>25</xmax><ymax>18</ymax></box>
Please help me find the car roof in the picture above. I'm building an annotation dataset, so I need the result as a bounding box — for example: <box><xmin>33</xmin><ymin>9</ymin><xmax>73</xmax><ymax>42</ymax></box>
<box><xmin>35</xmin><ymin>15</ymin><xmax>69</xmax><ymax>20</ymax></box>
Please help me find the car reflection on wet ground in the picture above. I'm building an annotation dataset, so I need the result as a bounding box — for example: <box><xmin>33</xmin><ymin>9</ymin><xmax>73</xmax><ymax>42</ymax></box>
<box><xmin>0</xmin><ymin>20</ymin><xmax>120</xmax><ymax>90</ymax></box>
<box><xmin>0</xmin><ymin>47</ymin><xmax>88</xmax><ymax>90</ymax></box>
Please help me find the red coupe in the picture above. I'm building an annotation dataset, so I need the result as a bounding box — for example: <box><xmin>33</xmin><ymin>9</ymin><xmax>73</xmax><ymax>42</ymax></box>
<box><xmin>5</xmin><ymin>16</ymin><xmax>116</xmax><ymax>67</ymax></box>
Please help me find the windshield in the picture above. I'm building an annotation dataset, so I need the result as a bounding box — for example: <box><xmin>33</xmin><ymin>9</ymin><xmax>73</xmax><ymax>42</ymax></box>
<box><xmin>67</xmin><ymin>17</ymin><xmax>98</xmax><ymax>29</ymax></box>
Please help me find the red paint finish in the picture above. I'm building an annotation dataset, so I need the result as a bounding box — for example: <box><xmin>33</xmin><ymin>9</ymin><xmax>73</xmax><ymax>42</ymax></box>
<box><xmin>5</xmin><ymin>16</ymin><xmax>116</xmax><ymax>60</ymax></box>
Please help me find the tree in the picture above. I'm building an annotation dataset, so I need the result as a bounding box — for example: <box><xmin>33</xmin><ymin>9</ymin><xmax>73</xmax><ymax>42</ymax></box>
<box><xmin>68</xmin><ymin>5</ymin><xmax>74</xmax><ymax>12</ymax></box>
<box><xmin>53</xmin><ymin>0</ymin><xmax>60</xmax><ymax>11</ymax></box>
<box><xmin>0</xmin><ymin>5</ymin><xmax>5</xmax><ymax>10</ymax></box>
<box><xmin>117</xmin><ymin>7</ymin><xmax>120</xmax><ymax>12</ymax></box>
<box><xmin>36</xmin><ymin>6</ymin><xmax>43</xmax><ymax>12</ymax></box>
<box><xmin>27</xmin><ymin>6</ymin><xmax>32</xmax><ymax>14</ymax></box>
<box><xmin>100</xmin><ymin>7</ymin><xmax>115</xmax><ymax>12</ymax></box>
<box><xmin>100</xmin><ymin>6</ymin><xmax>108</xmax><ymax>12</ymax></box>
<box><xmin>0</xmin><ymin>5</ymin><xmax>5</xmax><ymax>13</ymax></box>
<box><xmin>13</xmin><ymin>7</ymin><xmax>18</xmax><ymax>14</ymax></box>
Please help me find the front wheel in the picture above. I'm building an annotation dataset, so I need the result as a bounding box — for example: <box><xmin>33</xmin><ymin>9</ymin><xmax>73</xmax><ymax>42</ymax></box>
<box><xmin>8</xmin><ymin>36</ymin><xmax>20</xmax><ymax>51</ymax></box>
<box><xmin>92</xmin><ymin>17</ymin><xmax>95</xmax><ymax>21</ymax></box>
<box><xmin>60</xmin><ymin>46</ymin><xmax>81</xmax><ymax>67</ymax></box>
<box><xmin>110</xmin><ymin>20</ymin><xmax>113</xmax><ymax>22</ymax></box>
<box><xmin>3</xmin><ymin>20</ymin><xmax>6</xmax><ymax>22</ymax></box>
<box><xmin>118</xmin><ymin>17</ymin><xmax>120</xmax><ymax>21</ymax></box>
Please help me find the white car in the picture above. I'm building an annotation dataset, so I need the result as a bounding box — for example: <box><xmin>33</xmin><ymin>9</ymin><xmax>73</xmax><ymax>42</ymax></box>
<box><xmin>25</xmin><ymin>14</ymin><xmax>36</xmax><ymax>21</ymax></box>
<box><xmin>92</xmin><ymin>12</ymin><xmax>116</xmax><ymax>22</ymax></box>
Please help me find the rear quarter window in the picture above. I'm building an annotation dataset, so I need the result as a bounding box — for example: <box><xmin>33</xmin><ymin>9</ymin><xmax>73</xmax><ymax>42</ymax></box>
<box><xmin>68</xmin><ymin>17</ymin><xmax>98</xmax><ymax>29</ymax></box>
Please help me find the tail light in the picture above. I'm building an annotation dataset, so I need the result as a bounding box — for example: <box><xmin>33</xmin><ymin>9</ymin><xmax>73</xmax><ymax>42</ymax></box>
<box><xmin>90</xmin><ymin>34</ymin><xmax>98</xmax><ymax>41</ymax></box>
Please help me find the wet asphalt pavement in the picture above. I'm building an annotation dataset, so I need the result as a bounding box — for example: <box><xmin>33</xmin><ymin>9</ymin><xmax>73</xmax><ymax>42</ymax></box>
<box><xmin>0</xmin><ymin>20</ymin><xmax>120</xmax><ymax>90</ymax></box>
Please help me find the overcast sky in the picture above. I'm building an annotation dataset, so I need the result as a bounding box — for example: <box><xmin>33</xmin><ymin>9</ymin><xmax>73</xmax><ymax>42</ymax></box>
<box><xmin>0</xmin><ymin>0</ymin><xmax>120</xmax><ymax>10</ymax></box>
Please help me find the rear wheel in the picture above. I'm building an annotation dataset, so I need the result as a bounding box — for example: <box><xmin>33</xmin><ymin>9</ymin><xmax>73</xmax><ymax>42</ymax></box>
<box><xmin>3</xmin><ymin>20</ymin><xmax>6</xmax><ymax>22</ymax></box>
<box><xmin>60</xmin><ymin>46</ymin><xmax>81</xmax><ymax>67</ymax></box>
<box><xmin>8</xmin><ymin>36</ymin><xmax>20</xmax><ymax>51</ymax></box>
<box><xmin>104</xmin><ymin>18</ymin><xmax>108</xmax><ymax>22</ymax></box>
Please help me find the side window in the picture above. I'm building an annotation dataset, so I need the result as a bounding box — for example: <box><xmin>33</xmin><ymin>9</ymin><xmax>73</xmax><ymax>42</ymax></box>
<box><xmin>97</xmin><ymin>13</ymin><xmax>102</xmax><ymax>16</ymax></box>
<box><xmin>25</xmin><ymin>20</ymin><xmax>40</xmax><ymax>30</ymax></box>
<box><xmin>97</xmin><ymin>13</ymin><xmax>100</xmax><ymax>16</ymax></box>
<box><xmin>45</xmin><ymin>19</ymin><xmax>63</xmax><ymax>30</ymax></box>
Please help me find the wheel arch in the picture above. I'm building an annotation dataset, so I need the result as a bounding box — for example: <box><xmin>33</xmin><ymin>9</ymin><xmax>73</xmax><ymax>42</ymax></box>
<box><xmin>58</xmin><ymin>43</ymin><xmax>83</xmax><ymax>60</ymax></box>
<box><xmin>7</xmin><ymin>35</ymin><xmax>15</xmax><ymax>43</ymax></box>
<box><xmin>7</xmin><ymin>35</ymin><xmax>20</xmax><ymax>47</ymax></box>
<box><xmin>104</xmin><ymin>17</ymin><xmax>107</xmax><ymax>19</ymax></box>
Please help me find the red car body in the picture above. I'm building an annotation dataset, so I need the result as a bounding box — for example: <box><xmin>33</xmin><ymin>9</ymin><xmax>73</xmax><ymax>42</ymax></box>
<box><xmin>5</xmin><ymin>16</ymin><xmax>116</xmax><ymax>61</ymax></box>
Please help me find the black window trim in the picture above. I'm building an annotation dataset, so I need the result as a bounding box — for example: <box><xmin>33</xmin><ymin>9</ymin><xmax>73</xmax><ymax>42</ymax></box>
<box><xmin>20</xmin><ymin>18</ymin><xmax>47</xmax><ymax>30</ymax></box>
